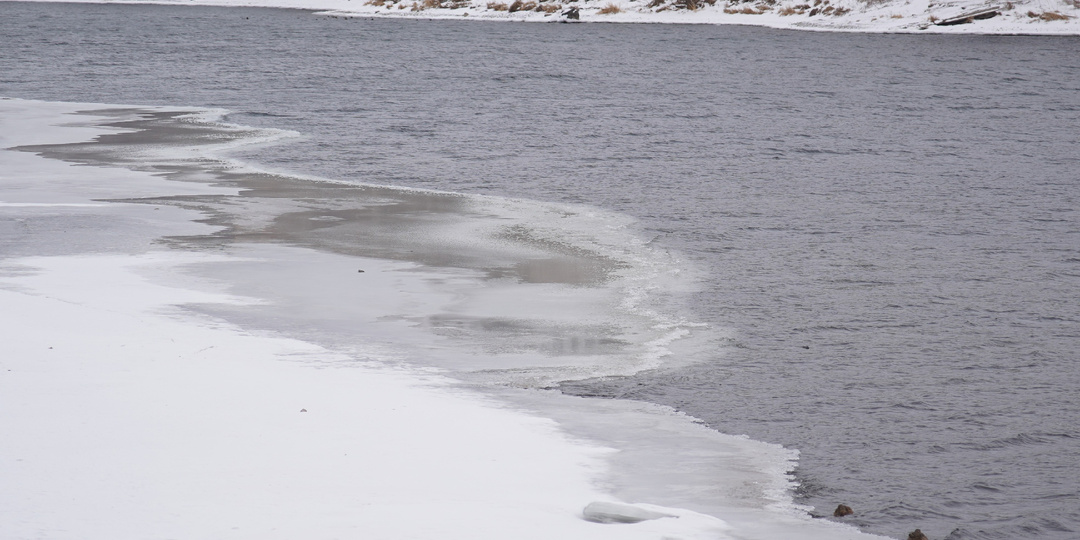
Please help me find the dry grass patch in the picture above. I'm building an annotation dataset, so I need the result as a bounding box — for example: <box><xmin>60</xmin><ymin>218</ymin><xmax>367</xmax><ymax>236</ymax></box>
<box><xmin>538</xmin><ymin>3</ymin><xmax>562</xmax><ymax>12</ymax></box>
<box><xmin>778</xmin><ymin>5</ymin><xmax>805</xmax><ymax>14</ymax></box>
<box><xmin>1028</xmin><ymin>10</ymin><xmax>1072</xmax><ymax>20</ymax></box>
<box><xmin>598</xmin><ymin>2</ymin><xmax>623</xmax><ymax>13</ymax></box>
<box><xmin>488</xmin><ymin>1</ymin><xmax>509</xmax><ymax>9</ymax></box>
<box><xmin>507</xmin><ymin>0</ymin><xmax>538</xmax><ymax>11</ymax></box>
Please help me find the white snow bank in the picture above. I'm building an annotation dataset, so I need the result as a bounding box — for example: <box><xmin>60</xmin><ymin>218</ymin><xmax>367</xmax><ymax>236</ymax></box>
<box><xmin>7</xmin><ymin>0</ymin><xmax>1080</xmax><ymax>34</ymax></box>
<box><xmin>0</xmin><ymin>251</ymin><xmax>729</xmax><ymax>540</ymax></box>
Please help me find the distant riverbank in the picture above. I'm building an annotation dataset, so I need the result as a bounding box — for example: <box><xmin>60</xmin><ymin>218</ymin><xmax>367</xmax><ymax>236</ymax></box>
<box><xmin>8</xmin><ymin>0</ymin><xmax>1080</xmax><ymax>34</ymax></box>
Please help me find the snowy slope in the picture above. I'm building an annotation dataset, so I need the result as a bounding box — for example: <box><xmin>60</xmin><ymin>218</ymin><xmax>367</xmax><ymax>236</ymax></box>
<box><xmin>8</xmin><ymin>0</ymin><xmax>1080</xmax><ymax>33</ymax></box>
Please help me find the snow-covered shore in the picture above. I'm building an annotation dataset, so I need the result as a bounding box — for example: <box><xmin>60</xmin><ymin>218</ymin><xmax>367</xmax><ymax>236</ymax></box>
<box><xmin>0</xmin><ymin>99</ymin><xmax>715</xmax><ymax>540</ymax></box>
<box><xmin>7</xmin><ymin>0</ymin><xmax>1080</xmax><ymax>34</ymax></box>
<box><xmin>1</xmin><ymin>99</ymin><xmax>895</xmax><ymax>539</ymax></box>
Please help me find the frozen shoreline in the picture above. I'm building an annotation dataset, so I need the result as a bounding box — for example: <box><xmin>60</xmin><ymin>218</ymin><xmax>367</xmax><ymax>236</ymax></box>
<box><xmin>0</xmin><ymin>99</ymin><xmax>891</xmax><ymax>539</ymax></box>
<box><xmin>6</xmin><ymin>0</ymin><xmax>1080</xmax><ymax>34</ymax></box>
<box><xmin>0</xmin><ymin>99</ymin><xmax>692</xmax><ymax>540</ymax></box>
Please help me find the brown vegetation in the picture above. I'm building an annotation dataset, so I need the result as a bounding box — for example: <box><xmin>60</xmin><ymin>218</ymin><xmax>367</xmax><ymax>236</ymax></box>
<box><xmin>1028</xmin><ymin>10</ymin><xmax>1072</xmax><ymax>20</ymax></box>
<box><xmin>507</xmin><ymin>0</ymin><xmax>538</xmax><ymax>11</ymax></box>
<box><xmin>598</xmin><ymin>2</ymin><xmax>624</xmax><ymax>13</ymax></box>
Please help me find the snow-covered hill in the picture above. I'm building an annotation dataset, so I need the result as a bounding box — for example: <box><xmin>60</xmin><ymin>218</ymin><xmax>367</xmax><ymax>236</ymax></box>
<box><xmin>13</xmin><ymin>0</ymin><xmax>1080</xmax><ymax>33</ymax></box>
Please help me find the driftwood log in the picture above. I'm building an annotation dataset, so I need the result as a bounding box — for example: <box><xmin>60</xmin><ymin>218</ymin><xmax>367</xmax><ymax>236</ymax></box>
<box><xmin>934</xmin><ymin>6</ymin><xmax>1001</xmax><ymax>25</ymax></box>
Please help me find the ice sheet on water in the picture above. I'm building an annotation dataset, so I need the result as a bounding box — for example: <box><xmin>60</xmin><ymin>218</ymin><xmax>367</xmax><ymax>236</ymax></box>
<box><xmin>5</xmin><ymin>97</ymin><xmax>715</xmax><ymax>387</ymax></box>
<box><xmin>0</xmin><ymin>97</ymin><xmax>890</xmax><ymax>540</ymax></box>
<box><xmin>583</xmin><ymin>501</ymin><xmax>678</xmax><ymax>524</ymax></box>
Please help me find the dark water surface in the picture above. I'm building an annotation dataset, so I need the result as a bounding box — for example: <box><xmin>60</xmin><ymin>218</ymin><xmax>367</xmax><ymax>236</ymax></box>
<box><xmin>2</xmin><ymin>3</ymin><xmax>1079</xmax><ymax>539</ymax></box>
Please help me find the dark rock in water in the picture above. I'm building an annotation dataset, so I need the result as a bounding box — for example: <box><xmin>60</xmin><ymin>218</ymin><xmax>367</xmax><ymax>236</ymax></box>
<box><xmin>908</xmin><ymin>529</ymin><xmax>929</xmax><ymax>540</ymax></box>
<box><xmin>562</xmin><ymin>6</ymin><xmax>580</xmax><ymax>19</ymax></box>
<box><xmin>833</xmin><ymin>504</ymin><xmax>854</xmax><ymax>517</ymax></box>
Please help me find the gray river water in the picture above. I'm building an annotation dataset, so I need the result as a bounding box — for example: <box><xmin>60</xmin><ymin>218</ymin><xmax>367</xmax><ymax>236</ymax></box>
<box><xmin>2</xmin><ymin>3</ymin><xmax>1079</xmax><ymax>539</ymax></box>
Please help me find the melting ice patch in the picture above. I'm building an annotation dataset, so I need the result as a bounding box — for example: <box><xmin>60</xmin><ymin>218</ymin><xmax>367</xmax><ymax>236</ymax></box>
<box><xmin>6</xmin><ymin>98</ymin><xmax>717</xmax><ymax>388</ymax></box>
<box><xmin>584</xmin><ymin>501</ymin><xmax>680</xmax><ymax>524</ymax></box>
